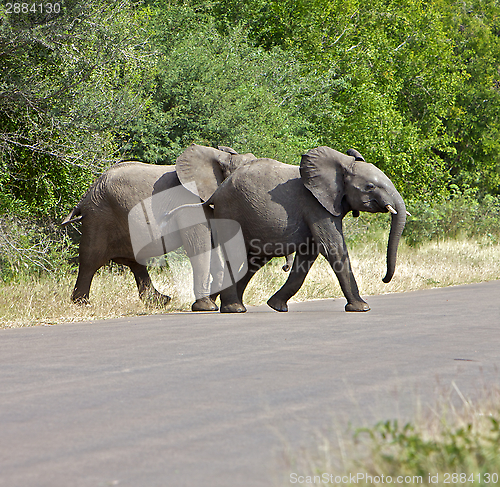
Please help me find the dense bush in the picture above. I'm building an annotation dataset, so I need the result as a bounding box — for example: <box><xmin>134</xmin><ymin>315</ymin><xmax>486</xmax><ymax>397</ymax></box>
<box><xmin>0</xmin><ymin>216</ymin><xmax>75</xmax><ymax>282</ymax></box>
<box><xmin>404</xmin><ymin>190</ymin><xmax>500</xmax><ymax>246</ymax></box>
<box><xmin>1</xmin><ymin>0</ymin><xmax>500</xmax><ymax>280</ymax></box>
<box><xmin>121</xmin><ymin>21</ymin><xmax>322</xmax><ymax>164</ymax></box>
<box><xmin>354</xmin><ymin>415</ymin><xmax>500</xmax><ymax>485</ymax></box>
<box><xmin>342</xmin><ymin>190</ymin><xmax>500</xmax><ymax>249</ymax></box>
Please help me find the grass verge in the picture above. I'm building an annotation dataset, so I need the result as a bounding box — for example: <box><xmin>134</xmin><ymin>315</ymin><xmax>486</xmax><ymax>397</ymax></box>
<box><xmin>281</xmin><ymin>386</ymin><xmax>500</xmax><ymax>486</ymax></box>
<box><xmin>2</xmin><ymin>231</ymin><xmax>500</xmax><ymax>328</ymax></box>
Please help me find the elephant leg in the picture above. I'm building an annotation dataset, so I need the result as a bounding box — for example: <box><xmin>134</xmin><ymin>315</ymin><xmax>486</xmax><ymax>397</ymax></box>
<box><xmin>267</xmin><ymin>247</ymin><xmax>319</xmax><ymax>312</ymax></box>
<box><xmin>218</xmin><ymin>254</ymin><xmax>269</xmax><ymax>313</ymax></box>
<box><xmin>71</xmin><ymin>233</ymin><xmax>108</xmax><ymax>304</ymax></box>
<box><xmin>187</xmin><ymin>252</ymin><xmax>218</xmax><ymax>312</ymax></box>
<box><xmin>236</xmin><ymin>254</ymin><xmax>271</xmax><ymax>303</ymax></box>
<box><xmin>180</xmin><ymin>221</ymin><xmax>218</xmax><ymax>312</ymax></box>
<box><xmin>311</xmin><ymin>218</ymin><xmax>370</xmax><ymax>312</ymax></box>
<box><xmin>72</xmin><ymin>263</ymin><xmax>101</xmax><ymax>304</ymax></box>
<box><xmin>115</xmin><ymin>259</ymin><xmax>172</xmax><ymax>307</ymax></box>
<box><xmin>208</xmin><ymin>244</ymin><xmax>225</xmax><ymax>305</ymax></box>
<box><xmin>219</xmin><ymin>284</ymin><xmax>246</xmax><ymax>314</ymax></box>
<box><xmin>323</xmin><ymin>246</ymin><xmax>369</xmax><ymax>312</ymax></box>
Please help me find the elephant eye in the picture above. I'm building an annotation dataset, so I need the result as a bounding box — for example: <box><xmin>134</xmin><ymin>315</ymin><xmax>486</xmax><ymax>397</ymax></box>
<box><xmin>366</xmin><ymin>183</ymin><xmax>375</xmax><ymax>191</ymax></box>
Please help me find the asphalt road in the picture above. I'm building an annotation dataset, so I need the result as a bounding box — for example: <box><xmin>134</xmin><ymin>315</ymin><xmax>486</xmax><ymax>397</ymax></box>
<box><xmin>1</xmin><ymin>281</ymin><xmax>499</xmax><ymax>487</ymax></box>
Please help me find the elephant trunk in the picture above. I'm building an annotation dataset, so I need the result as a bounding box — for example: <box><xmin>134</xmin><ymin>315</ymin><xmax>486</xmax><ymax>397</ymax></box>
<box><xmin>382</xmin><ymin>192</ymin><xmax>407</xmax><ymax>283</ymax></box>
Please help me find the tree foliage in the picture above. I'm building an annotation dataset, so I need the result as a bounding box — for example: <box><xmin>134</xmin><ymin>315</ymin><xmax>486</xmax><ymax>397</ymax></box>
<box><xmin>208</xmin><ymin>0</ymin><xmax>500</xmax><ymax>196</ymax></box>
<box><xmin>0</xmin><ymin>0</ymin><xmax>499</xmax><ymax>242</ymax></box>
<box><xmin>0</xmin><ymin>0</ymin><xmax>155</xmax><ymax>218</ymax></box>
<box><xmin>121</xmin><ymin>11</ymin><xmax>321</xmax><ymax>164</ymax></box>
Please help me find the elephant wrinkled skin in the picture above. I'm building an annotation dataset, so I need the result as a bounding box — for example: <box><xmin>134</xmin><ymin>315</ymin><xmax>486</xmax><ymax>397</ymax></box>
<box><xmin>178</xmin><ymin>146</ymin><xmax>407</xmax><ymax>313</ymax></box>
<box><xmin>62</xmin><ymin>145</ymin><xmax>256</xmax><ymax>310</ymax></box>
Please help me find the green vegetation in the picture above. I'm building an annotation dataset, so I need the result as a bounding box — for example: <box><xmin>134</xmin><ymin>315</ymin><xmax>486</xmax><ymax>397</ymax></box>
<box><xmin>3</xmin><ymin>224</ymin><xmax>500</xmax><ymax>328</ymax></box>
<box><xmin>1</xmin><ymin>0</ymin><xmax>500</xmax><ymax>286</ymax></box>
<box><xmin>284</xmin><ymin>388</ymin><xmax>500</xmax><ymax>486</ymax></box>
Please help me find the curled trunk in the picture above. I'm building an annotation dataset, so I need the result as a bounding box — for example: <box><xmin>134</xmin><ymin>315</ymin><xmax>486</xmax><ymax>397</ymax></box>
<box><xmin>383</xmin><ymin>194</ymin><xmax>407</xmax><ymax>283</ymax></box>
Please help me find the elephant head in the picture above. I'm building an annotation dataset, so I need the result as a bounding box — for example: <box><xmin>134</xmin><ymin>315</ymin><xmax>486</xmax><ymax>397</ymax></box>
<box><xmin>300</xmin><ymin>146</ymin><xmax>407</xmax><ymax>283</ymax></box>
<box><xmin>176</xmin><ymin>144</ymin><xmax>256</xmax><ymax>201</ymax></box>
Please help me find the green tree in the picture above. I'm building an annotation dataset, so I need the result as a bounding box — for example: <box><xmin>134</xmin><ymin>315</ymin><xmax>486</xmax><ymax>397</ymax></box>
<box><xmin>0</xmin><ymin>0</ymin><xmax>155</xmax><ymax>219</ymax></box>
<box><xmin>121</xmin><ymin>6</ymin><xmax>324</xmax><ymax>164</ymax></box>
<box><xmin>207</xmin><ymin>0</ymin><xmax>500</xmax><ymax>198</ymax></box>
<box><xmin>440</xmin><ymin>0</ymin><xmax>500</xmax><ymax>195</ymax></box>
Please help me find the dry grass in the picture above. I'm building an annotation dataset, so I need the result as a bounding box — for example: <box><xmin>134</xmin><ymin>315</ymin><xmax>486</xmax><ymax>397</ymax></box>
<box><xmin>1</xmin><ymin>237</ymin><xmax>500</xmax><ymax>328</ymax></box>
<box><xmin>245</xmin><ymin>237</ymin><xmax>500</xmax><ymax>306</ymax></box>
<box><xmin>0</xmin><ymin>262</ymin><xmax>193</xmax><ymax>329</ymax></box>
<box><xmin>280</xmin><ymin>385</ymin><xmax>500</xmax><ymax>486</ymax></box>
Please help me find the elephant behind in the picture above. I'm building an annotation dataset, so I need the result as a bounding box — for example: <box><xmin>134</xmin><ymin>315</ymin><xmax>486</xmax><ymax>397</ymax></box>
<box><xmin>61</xmin><ymin>145</ymin><xmax>256</xmax><ymax>310</ymax></box>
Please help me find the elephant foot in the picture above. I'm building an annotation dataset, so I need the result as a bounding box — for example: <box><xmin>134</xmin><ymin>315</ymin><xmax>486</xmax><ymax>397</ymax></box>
<box><xmin>345</xmin><ymin>301</ymin><xmax>370</xmax><ymax>312</ymax></box>
<box><xmin>192</xmin><ymin>297</ymin><xmax>219</xmax><ymax>312</ymax></box>
<box><xmin>267</xmin><ymin>296</ymin><xmax>288</xmax><ymax>312</ymax></box>
<box><xmin>220</xmin><ymin>302</ymin><xmax>247</xmax><ymax>313</ymax></box>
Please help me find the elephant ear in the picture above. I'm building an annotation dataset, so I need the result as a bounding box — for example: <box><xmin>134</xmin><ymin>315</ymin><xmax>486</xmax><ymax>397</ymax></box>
<box><xmin>300</xmin><ymin>146</ymin><xmax>354</xmax><ymax>217</ymax></box>
<box><xmin>346</xmin><ymin>148</ymin><xmax>365</xmax><ymax>161</ymax></box>
<box><xmin>176</xmin><ymin>144</ymin><xmax>257</xmax><ymax>201</ymax></box>
<box><xmin>217</xmin><ymin>146</ymin><xmax>257</xmax><ymax>171</ymax></box>
<box><xmin>176</xmin><ymin>144</ymin><xmax>228</xmax><ymax>201</ymax></box>
<box><xmin>217</xmin><ymin>146</ymin><xmax>238</xmax><ymax>155</ymax></box>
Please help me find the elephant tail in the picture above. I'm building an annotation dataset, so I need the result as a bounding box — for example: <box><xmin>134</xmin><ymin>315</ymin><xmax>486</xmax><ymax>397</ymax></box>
<box><xmin>61</xmin><ymin>206</ymin><xmax>84</xmax><ymax>226</ymax></box>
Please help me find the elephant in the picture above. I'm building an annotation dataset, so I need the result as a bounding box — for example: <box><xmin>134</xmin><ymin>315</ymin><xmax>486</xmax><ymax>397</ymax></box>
<box><xmin>175</xmin><ymin>146</ymin><xmax>408</xmax><ymax>313</ymax></box>
<box><xmin>61</xmin><ymin>144</ymin><xmax>257</xmax><ymax>310</ymax></box>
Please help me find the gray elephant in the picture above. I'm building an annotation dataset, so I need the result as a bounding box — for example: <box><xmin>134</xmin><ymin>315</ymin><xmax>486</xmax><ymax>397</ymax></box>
<box><xmin>176</xmin><ymin>146</ymin><xmax>407</xmax><ymax>313</ymax></box>
<box><xmin>61</xmin><ymin>145</ymin><xmax>256</xmax><ymax>310</ymax></box>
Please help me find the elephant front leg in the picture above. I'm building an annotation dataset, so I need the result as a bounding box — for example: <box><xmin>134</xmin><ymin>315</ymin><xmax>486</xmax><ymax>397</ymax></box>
<box><xmin>267</xmin><ymin>247</ymin><xmax>318</xmax><ymax>312</ymax></box>
<box><xmin>312</xmin><ymin>218</ymin><xmax>370</xmax><ymax>312</ymax></box>
<box><xmin>326</xmin><ymin>247</ymin><xmax>370</xmax><ymax>312</ymax></box>
<box><xmin>180</xmin><ymin>222</ymin><xmax>219</xmax><ymax>312</ymax></box>
<box><xmin>219</xmin><ymin>286</ymin><xmax>246</xmax><ymax>313</ymax></box>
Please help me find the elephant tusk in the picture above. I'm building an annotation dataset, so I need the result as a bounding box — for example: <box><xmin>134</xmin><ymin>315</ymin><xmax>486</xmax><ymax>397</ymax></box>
<box><xmin>386</xmin><ymin>204</ymin><xmax>397</xmax><ymax>215</ymax></box>
<box><xmin>406</xmin><ymin>210</ymin><xmax>412</xmax><ymax>217</ymax></box>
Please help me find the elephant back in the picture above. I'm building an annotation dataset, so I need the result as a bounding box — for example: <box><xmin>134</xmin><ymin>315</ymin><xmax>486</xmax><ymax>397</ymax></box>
<box><xmin>211</xmin><ymin>158</ymin><xmax>307</xmax><ymax>239</ymax></box>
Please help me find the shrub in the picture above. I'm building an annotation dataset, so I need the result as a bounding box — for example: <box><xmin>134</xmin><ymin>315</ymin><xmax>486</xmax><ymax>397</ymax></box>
<box><xmin>404</xmin><ymin>190</ymin><xmax>500</xmax><ymax>247</ymax></box>
<box><xmin>0</xmin><ymin>216</ymin><xmax>75</xmax><ymax>282</ymax></box>
<box><xmin>354</xmin><ymin>415</ymin><xmax>500</xmax><ymax>485</ymax></box>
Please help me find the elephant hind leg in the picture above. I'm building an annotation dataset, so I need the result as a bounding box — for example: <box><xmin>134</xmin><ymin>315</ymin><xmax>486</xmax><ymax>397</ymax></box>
<box><xmin>72</xmin><ymin>228</ymin><xmax>113</xmax><ymax>305</ymax></box>
<box><xmin>219</xmin><ymin>255</ymin><xmax>270</xmax><ymax>313</ymax></box>
<box><xmin>179</xmin><ymin>221</ymin><xmax>219</xmax><ymax>312</ymax></box>
<box><xmin>267</xmin><ymin>246</ymin><xmax>319</xmax><ymax>312</ymax></box>
<box><xmin>72</xmin><ymin>264</ymin><xmax>100</xmax><ymax>305</ymax></box>
<box><xmin>118</xmin><ymin>260</ymin><xmax>172</xmax><ymax>308</ymax></box>
<box><xmin>236</xmin><ymin>255</ymin><xmax>271</xmax><ymax>303</ymax></box>
<box><xmin>72</xmin><ymin>248</ymin><xmax>108</xmax><ymax>305</ymax></box>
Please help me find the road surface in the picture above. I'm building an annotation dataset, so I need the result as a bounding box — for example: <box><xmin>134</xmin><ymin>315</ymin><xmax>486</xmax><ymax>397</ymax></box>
<box><xmin>1</xmin><ymin>281</ymin><xmax>499</xmax><ymax>487</ymax></box>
